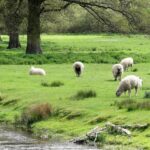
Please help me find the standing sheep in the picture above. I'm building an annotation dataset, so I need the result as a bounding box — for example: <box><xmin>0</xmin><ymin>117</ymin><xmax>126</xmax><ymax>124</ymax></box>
<box><xmin>116</xmin><ymin>75</ymin><xmax>142</xmax><ymax>97</ymax></box>
<box><xmin>29</xmin><ymin>66</ymin><xmax>46</xmax><ymax>76</ymax></box>
<box><xmin>73</xmin><ymin>61</ymin><xmax>84</xmax><ymax>77</ymax></box>
<box><xmin>112</xmin><ymin>64</ymin><xmax>124</xmax><ymax>81</ymax></box>
<box><xmin>120</xmin><ymin>57</ymin><xmax>133</xmax><ymax>71</ymax></box>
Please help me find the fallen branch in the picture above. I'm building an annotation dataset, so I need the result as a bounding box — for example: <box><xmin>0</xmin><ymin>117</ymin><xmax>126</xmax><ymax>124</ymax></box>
<box><xmin>106</xmin><ymin>122</ymin><xmax>131</xmax><ymax>136</ymax></box>
<box><xmin>72</xmin><ymin>122</ymin><xmax>131</xmax><ymax>145</ymax></box>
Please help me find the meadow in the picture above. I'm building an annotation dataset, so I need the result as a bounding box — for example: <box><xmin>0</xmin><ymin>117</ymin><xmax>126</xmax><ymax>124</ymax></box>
<box><xmin>0</xmin><ymin>34</ymin><xmax>150</xmax><ymax>64</ymax></box>
<box><xmin>0</xmin><ymin>34</ymin><xmax>150</xmax><ymax>149</ymax></box>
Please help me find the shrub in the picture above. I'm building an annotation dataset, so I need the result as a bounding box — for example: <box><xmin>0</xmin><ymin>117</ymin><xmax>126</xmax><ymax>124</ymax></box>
<box><xmin>41</xmin><ymin>81</ymin><xmax>64</xmax><ymax>87</ymax></box>
<box><xmin>21</xmin><ymin>103</ymin><xmax>52</xmax><ymax>127</ymax></box>
<box><xmin>144</xmin><ymin>91</ymin><xmax>150</xmax><ymax>98</ymax></box>
<box><xmin>72</xmin><ymin>90</ymin><xmax>96</xmax><ymax>100</ymax></box>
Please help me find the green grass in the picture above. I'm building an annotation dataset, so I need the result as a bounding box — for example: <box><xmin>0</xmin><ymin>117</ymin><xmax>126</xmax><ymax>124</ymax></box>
<box><xmin>0</xmin><ymin>34</ymin><xmax>150</xmax><ymax>64</ymax></box>
<box><xmin>0</xmin><ymin>34</ymin><xmax>150</xmax><ymax>148</ymax></box>
<box><xmin>0</xmin><ymin>63</ymin><xmax>150</xmax><ymax>148</ymax></box>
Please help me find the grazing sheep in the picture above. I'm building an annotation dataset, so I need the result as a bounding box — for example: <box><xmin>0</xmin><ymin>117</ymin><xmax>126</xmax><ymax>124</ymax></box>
<box><xmin>73</xmin><ymin>61</ymin><xmax>84</xmax><ymax>77</ymax></box>
<box><xmin>112</xmin><ymin>64</ymin><xmax>124</xmax><ymax>81</ymax></box>
<box><xmin>120</xmin><ymin>57</ymin><xmax>133</xmax><ymax>71</ymax></box>
<box><xmin>29</xmin><ymin>66</ymin><xmax>46</xmax><ymax>76</ymax></box>
<box><xmin>116</xmin><ymin>75</ymin><xmax>142</xmax><ymax>97</ymax></box>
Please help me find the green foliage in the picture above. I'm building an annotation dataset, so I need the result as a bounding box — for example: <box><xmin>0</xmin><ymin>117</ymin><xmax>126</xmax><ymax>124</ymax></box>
<box><xmin>72</xmin><ymin>90</ymin><xmax>96</xmax><ymax>100</ymax></box>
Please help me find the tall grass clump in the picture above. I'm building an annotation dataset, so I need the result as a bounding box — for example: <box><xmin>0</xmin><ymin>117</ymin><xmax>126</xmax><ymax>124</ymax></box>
<box><xmin>116</xmin><ymin>99</ymin><xmax>150</xmax><ymax>111</ymax></box>
<box><xmin>144</xmin><ymin>92</ymin><xmax>150</xmax><ymax>99</ymax></box>
<box><xmin>20</xmin><ymin>103</ymin><xmax>52</xmax><ymax>127</ymax></box>
<box><xmin>72</xmin><ymin>90</ymin><xmax>96</xmax><ymax>100</ymax></box>
<box><xmin>132</xmin><ymin>68</ymin><xmax>138</xmax><ymax>72</ymax></box>
<box><xmin>41</xmin><ymin>81</ymin><xmax>64</xmax><ymax>87</ymax></box>
<box><xmin>88</xmin><ymin>115</ymin><xmax>111</xmax><ymax>125</ymax></box>
<box><xmin>0</xmin><ymin>93</ymin><xmax>5</xmax><ymax>101</ymax></box>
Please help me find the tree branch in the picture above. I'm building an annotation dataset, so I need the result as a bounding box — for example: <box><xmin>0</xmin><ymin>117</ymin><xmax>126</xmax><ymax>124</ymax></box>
<box><xmin>40</xmin><ymin>2</ymin><xmax>72</xmax><ymax>13</ymax></box>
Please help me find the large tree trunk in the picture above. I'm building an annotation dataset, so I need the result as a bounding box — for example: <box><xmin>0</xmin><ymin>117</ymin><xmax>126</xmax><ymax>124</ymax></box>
<box><xmin>7</xmin><ymin>32</ymin><xmax>21</xmax><ymax>49</ymax></box>
<box><xmin>4</xmin><ymin>0</ymin><xmax>23</xmax><ymax>49</ymax></box>
<box><xmin>26</xmin><ymin>0</ymin><xmax>42</xmax><ymax>54</ymax></box>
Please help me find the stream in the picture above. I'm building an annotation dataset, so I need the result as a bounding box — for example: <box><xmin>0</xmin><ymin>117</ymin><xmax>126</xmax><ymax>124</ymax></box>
<box><xmin>0</xmin><ymin>127</ymin><xmax>98</xmax><ymax>150</ymax></box>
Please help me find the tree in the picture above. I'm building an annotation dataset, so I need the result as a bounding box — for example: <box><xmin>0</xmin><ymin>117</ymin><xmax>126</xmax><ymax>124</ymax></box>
<box><xmin>26</xmin><ymin>0</ymin><xmax>43</xmax><ymax>54</ymax></box>
<box><xmin>2</xmin><ymin>0</ymin><xmax>24</xmax><ymax>49</ymax></box>
<box><xmin>26</xmin><ymin>0</ymin><xmax>139</xmax><ymax>54</ymax></box>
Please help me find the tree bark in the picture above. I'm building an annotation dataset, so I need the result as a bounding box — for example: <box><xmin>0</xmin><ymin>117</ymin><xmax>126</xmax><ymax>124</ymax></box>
<box><xmin>3</xmin><ymin>0</ymin><xmax>23</xmax><ymax>49</ymax></box>
<box><xmin>26</xmin><ymin>0</ymin><xmax>42</xmax><ymax>54</ymax></box>
<box><xmin>7</xmin><ymin>32</ymin><xmax>21</xmax><ymax>49</ymax></box>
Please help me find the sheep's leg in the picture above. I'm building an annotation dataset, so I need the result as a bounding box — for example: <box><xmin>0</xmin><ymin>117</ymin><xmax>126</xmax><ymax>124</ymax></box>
<box><xmin>114</xmin><ymin>75</ymin><xmax>117</xmax><ymax>81</ymax></box>
<box><xmin>118</xmin><ymin>75</ymin><xmax>121</xmax><ymax>81</ymax></box>
<box><xmin>130</xmin><ymin>64</ymin><xmax>133</xmax><ymax>71</ymax></box>
<box><xmin>135</xmin><ymin>87</ymin><xmax>138</xmax><ymax>96</ymax></box>
<box><xmin>128</xmin><ymin>90</ymin><xmax>131</xmax><ymax>98</ymax></box>
<box><xmin>124</xmin><ymin>91</ymin><xmax>126</xmax><ymax>96</ymax></box>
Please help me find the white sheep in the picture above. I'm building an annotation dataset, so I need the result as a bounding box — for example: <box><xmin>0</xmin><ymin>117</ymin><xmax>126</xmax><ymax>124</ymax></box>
<box><xmin>120</xmin><ymin>57</ymin><xmax>133</xmax><ymax>71</ymax></box>
<box><xmin>29</xmin><ymin>66</ymin><xmax>46</xmax><ymax>76</ymax></box>
<box><xmin>73</xmin><ymin>61</ymin><xmax>84</xmax><ymax>77</ymax></box>
<box><xmin>116</xmin><ymin>75</ymin><xmax>142</xmax><ymax>97</ymax></box>
<box><xmin>112</xmin><ymin>64</ymin><xmax>124</xmax><ymax>81</ymax></box>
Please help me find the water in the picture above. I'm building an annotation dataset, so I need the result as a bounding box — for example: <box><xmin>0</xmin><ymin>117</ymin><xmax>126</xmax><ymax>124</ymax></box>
<box><xmin>0</xmin><ymin>128</ymin><xmax>98</xmax><ymax>150</ymax></box>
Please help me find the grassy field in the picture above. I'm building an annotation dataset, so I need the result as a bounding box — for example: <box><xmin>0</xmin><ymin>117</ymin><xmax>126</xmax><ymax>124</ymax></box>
<box><xmin>0</xmin><ymin>34</ymin><xmax>150</xmax><ymax>149</ymax></box>
<box><xmin>0</xmin><ymin>64</ymin><xmax>150</xmax><ymax>148</ymax></box>
<box><xmin>0</xmin><ymin>34</ymin><xmax>150</xmax><ymax>64</ymax></box>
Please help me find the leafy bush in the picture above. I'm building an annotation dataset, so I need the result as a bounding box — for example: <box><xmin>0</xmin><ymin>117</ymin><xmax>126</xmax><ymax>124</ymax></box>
<box><xmin>72</xmin><ymin>90</ymin><xmax>96</xmax><ymax>100</ymax></box>
<box><xmin>20</xmin><ymin>103</ymin><xmax>52</xmax><ymax>127</ymax></box>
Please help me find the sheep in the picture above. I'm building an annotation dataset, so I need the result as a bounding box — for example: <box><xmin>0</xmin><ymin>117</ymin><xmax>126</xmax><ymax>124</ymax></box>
<box><xmin>29</xmin><ymin>66</ymin><xmax>46</xmax><ymax>76</ymax></box>
<box><xmin>120</xmin><ymin>57</ymin><xmax>133</xmax><ymax>71</ymax></box>
<box><xmin>116</xmin><ymin>75</ymin><xmax>142</xmax><ymax>97</ymax></box>
<box><xmin>73</xmin><ymin>61</ymin><xmax>84</xmax><ymax>77</ymax></box>
<box><xmin>112</xmin><ymin>64</ymin><xmax>124</xmax><ymax>81</ymax></box>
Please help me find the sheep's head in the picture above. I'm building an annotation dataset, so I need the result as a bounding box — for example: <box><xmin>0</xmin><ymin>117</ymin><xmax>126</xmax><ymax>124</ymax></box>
<box><xmin>116</xmin><ymin>89</ymin><xmax>122</xmax><ymax>97</ymax></box>
<box><xmin>75</xmin><ymin>65</ymin><xmax>81</xmax><ymax>77</ymax></box>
